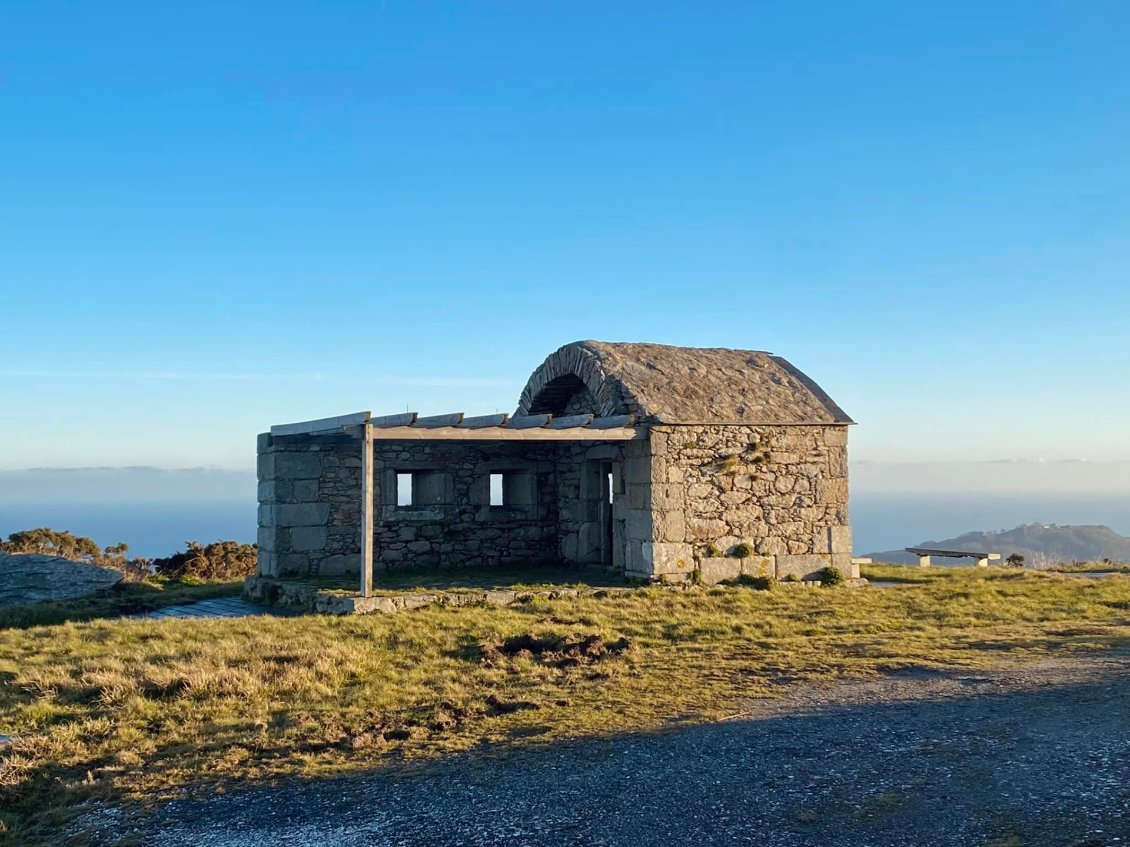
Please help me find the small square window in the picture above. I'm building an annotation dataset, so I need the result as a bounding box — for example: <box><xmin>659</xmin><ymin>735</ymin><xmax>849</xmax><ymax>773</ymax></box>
<box><xmin>395</xmin><ymin>470</ymin><xmax>449</xmax><ymax>508</ymax></box>
<box><xmin>488</xmin><ymin>470</ymin><xmax>536</xmax><ymax>507</ymax></box>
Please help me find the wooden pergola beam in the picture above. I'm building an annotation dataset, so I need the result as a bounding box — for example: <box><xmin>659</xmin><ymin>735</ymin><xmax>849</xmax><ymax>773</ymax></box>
<box><xmin>360</xmin><ymin>422</ymin><xmax>374</xmax><ymax>597</ymax></box>
<box><xmin>363</xmin><ymin>425</ymin><xmax>641</xmax><ymax>441</ymax></box>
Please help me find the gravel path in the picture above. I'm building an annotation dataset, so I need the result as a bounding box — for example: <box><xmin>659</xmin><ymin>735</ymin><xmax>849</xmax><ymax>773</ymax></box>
<box><xmin>84</xmin><ymin>652</ymin><xmax>1129</xmax><ymax>847</ymax></box>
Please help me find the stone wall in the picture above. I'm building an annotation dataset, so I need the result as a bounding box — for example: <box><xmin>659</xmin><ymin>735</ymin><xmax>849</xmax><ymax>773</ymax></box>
<box><xmin>257</xmin><ymin>424</ymin><xmax>851</xmax><ymax>583</ymax></box>
<box><xmin>257</xmin><ymin>432</ymin><xmax>362</xmax><ymax>577</ymax></box>
<box><xmin>643</xmin><ymin>424</ymin><xmax>852</xmax><ymax>582</ymax></box>
<box><xmin>373</xmin><ymin>440</ymin><xmax>559</xmax><ymax>569</ymax></box>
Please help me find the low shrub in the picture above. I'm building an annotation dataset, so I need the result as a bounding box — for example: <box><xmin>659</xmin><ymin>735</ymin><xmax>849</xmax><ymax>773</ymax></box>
<box><xmin>817</xmin><ymin>566</ymin><xmax>845</xmax><ymax>586</ymax></box>
<box><xmin>704</xmin><ymin>544</ymin><xmax>722</xmax><ymax>558</ymax></box>
<box><xmin>151</xmin><ymin>540</ymin><xmax>258</xmax><ymax>582</ymax></box>
<box><xmin>735</xmin><ymin>574</ymin><xmax>776</xmax><ymax>591</ymax></box>
<box><xmin>730</xmin><ymin>542</ymin><xmax>755</xmax><ymax>559</ymax></box>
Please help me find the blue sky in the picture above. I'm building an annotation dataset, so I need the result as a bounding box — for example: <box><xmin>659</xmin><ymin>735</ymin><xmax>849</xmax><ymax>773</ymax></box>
<box><xmin>1</xmin><ymin>1</ymin><xmax>1128</xmax><ymax>469</ymax></box>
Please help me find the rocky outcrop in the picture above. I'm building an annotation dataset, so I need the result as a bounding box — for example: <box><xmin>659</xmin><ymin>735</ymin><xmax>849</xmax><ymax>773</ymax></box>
<box><xmin>0</xmin><ymin>553</ymin><xmax>123</xmax><ymax>605</ymax></box>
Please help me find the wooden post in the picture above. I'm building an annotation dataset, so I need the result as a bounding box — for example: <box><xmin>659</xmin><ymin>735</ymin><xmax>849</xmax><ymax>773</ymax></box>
<box><xmin>360</xmin><ymin>422</ymin><xmax>374</xmax><ymax>597</ymax></box>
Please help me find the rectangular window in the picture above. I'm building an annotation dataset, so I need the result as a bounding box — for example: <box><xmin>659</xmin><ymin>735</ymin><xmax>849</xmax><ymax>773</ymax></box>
<box><xmin>489</xmin><ymin>470</ymin><xmax>536</xmax><ymax>507</ymax></box>
<box><xmin>396</xmin><ymin>473</ymin><xmax>413</xmax><ymax>507</ymax></box>
<box><xmin>395</xmin><ymin>470</ymin><xmax>449</xmax><ymax>508</ymax></box>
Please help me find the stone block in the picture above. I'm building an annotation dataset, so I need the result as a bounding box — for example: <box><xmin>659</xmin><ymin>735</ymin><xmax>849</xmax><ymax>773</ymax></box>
<box><xmin>652</xmin><ymin>483</ymin><xmax>685</xmax><ymax>510</ymax></box>
<box><xmin>257</xmin><ymin>432</ymin><xmax>272</xmax><ymax>452</ymax></box>
<box><xmin>317</xmin><ymin>553</ymin><xmax>360</xmax><ymax>575</ymax></box>
<box><xmin>698</xmin><ymin>556</ymin><xmax>741</xmax><ymax>585</ymax></box>
<box><xmin>624</xmin><ymin>483</ymin><xmax>650</xmax><ymax>510</ymax></box>
<box><xmin>276</xmin><ymin>553</ymin><xmax>310</xmax><ymax>577</ymax></box>
<box><xmin>257</xmin><ymin>451</ymin><xmax>275</xmax><ymax>482</ymax></box>
<box><xmin>622</xmin><ymin>508</ymin><xmax>653</xmax><ymax>541</ymax></box>
<box><xmin>561</xmin><ymin>532</ymin><xmax>578</xmax><ymax>561</ymax></box>
<box><xmin>776</xmin><ymin>553</ymin><xmax>832</xmax><ymax>581</ymax></box>
<box><xmin>741</xmin><ymin>556</ymin><xmax>776</xmax><ymax>578</ymax></box>
<box><xmin>756</xmin><ymin>536</ymin><xmax>788</xmax><ymax>556</ymax></box>
<box><xmin>578</xmin><ymin>524</ymin><xmax>605</xmax><ymax>561</ymax></box>
<box><xmin>624</xmin><ymin>456</ymin><xmax>653</xmax><ymax>486</ymax></box>
<box><xmin>831</xmin><ymin>553</ymin><xmax>857</xmax><ymax>578</ymax></box>
<box><xmin>292</xmin><ymin>479</ymin><xmax>320</xmax><ymax>502</ymax></box>
<box><xmin>257</xmin><ymin>549</ymin><xmax>277</xmax><ymax>577</ymax></box>
<box><xmin>687</xmin><ymin>517</ymin><xmax>728</xmax><ymax>541</ymax></box>
<box><xmin>642</xmin><ymin>542</ymin><xmax>694</xmax><ymax>575</ymax></box>
<box><xmin>687</xmin><ymin>483</ymin><xmax>715</xmax><ymax>500</ymax></box>
<box><xmin>828</xmin><ymin>449</ymin><xmax>849</xmax><ymax>477</ymax></box>
<box><xmin>830</xmin><ymin>525</ymin><xmax>853</xmax><ymax>555</ymax></box>
<box><xmin>257</xmin><ymin>503</ymin><xmax>274</xmax><ymax>528</ymax></box>
<box><xmin>812</xmin><ymin>528</ymin><xmax>830</xmax><ymax>554</ymax></box>
<box><xmin>816</xmin><ymin>478</ymin><xmax>849</xmax><ymax>505</ymax></box>
<box><xmin>273</xmin><ymin>452</ymin><xmax>323</xmax><ymax>480</ymax></box>
<box><xmin>654</xmin><ymin>510</ymin><xmax>685</xmax><ymax>543</ymax></box>
<box><xmin>290</xmin><ymin>525</ymin><xmax>328</xmax><ymax>553</ymax></box>
<box><xmin>824</xmin><ymin>427</ymin><xmax>849</xmax><ymax>446</ymax></box>
<box><xmin>257</xmin><ymin>526</ymin><xmax>276</xmax><ymax>552</ymax></box>
<box><xmin>275</xmin><ymin>502</ymin><xmax>331</xmax><ymax>527</ymax></box>
<box><xmin>257</xmin><ymin>481</ymin><xmax>276</xmax><ymax>503</ymax></box>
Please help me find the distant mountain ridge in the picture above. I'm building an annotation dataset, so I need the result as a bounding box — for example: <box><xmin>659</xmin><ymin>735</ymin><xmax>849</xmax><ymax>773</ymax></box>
<box><xmin>866</xmin><ymin>523</ymin><xmax>1130</xmax><ymax>566</ymax></box>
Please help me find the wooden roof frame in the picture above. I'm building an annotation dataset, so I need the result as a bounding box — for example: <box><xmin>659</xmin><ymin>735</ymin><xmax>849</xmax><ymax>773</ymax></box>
<box><xmin>270</xmin><ymin>410</ymin><xmax>642</xmax><ymax>441</ymax></box>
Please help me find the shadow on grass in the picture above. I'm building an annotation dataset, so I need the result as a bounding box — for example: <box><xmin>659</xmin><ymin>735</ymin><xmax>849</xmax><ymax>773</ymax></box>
<box><xmin>92</xmin><ymin>662</ymin><xmax>1130</xmax><ymax>847</ymax></box>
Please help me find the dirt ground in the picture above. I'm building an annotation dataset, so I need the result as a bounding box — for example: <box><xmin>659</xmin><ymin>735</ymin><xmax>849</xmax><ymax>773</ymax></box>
<box><xmin>78</xmin><ymin>650</ymin><xmax>1129</xmax><ymax>847</ymax></box>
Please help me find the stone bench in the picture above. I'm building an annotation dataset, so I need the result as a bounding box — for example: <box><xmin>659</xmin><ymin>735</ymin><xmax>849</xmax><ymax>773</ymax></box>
<box><xmin>905</xmin><ymin>547</ymin><xmax>1002</xmax><ymax>568</ymax></box>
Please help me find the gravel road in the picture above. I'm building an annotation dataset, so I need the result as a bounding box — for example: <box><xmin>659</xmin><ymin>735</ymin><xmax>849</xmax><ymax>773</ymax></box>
<box><xmin>83</xmin><ymin>652</ymin><xmax>1129</xmax><ymax>847</ymax></box>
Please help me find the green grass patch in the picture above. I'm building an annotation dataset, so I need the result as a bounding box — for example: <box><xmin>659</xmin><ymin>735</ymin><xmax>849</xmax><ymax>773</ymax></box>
<box><xmin>0</xmin><ymin>568</ymin><xmax>1127</xmax><ymax>843</ymax></box>
<box><xmin>1045</xmin><ymin>562</ymin><xmax>1130</xmax><ymax>574</ymax></box>
<box><xmin>861</xmin><ymin>563</ymin><xmax>956</xmax><ymax>584</ymax></box>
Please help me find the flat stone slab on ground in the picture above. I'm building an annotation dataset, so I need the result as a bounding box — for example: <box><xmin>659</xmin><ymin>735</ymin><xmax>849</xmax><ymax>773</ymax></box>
<box><xmin>0</xmin><ymin>552</ymin><xmax>123</xmax><ymax>605</ymax></box>
<box><xmin>130</xmin><ymin>597</ymin><xmax>292</xmax><ymax>620</ymax></box>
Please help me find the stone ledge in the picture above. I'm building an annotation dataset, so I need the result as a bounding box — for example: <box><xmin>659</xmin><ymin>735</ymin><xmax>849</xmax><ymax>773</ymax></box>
<box><xmin>244</xmin><ymin>576</ymin><xmax>636</xmax><ymax>616</ymax></box>
<box><xmin>242</xmin><ymin>574</ymin><xmax>869</xmax><ymax>616</ymax></box>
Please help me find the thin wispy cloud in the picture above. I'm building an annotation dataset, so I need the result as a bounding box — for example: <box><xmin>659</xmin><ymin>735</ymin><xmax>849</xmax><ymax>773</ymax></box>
<box><xmin>0</xmin><ymin>370</ymin><xmax>515</xmax><ymax>388</ymax></box>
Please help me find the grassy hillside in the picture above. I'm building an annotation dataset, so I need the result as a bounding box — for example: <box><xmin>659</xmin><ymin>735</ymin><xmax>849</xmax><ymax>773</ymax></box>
<box><xmin>868</xmin><ymin>523</ymin><xmax>1130</xmax><ymax>566</ymax></box>
<box><xmin>0</xmin><ymin>569</ymin><xmax>1127</xmax><ymax>844</ymax></box>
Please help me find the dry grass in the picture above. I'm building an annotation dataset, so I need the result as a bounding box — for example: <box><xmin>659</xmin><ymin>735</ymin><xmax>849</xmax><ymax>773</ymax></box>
<box><xmin>1</xmin><ymin>567</ymin><xmax>1127</xmax><ymax>843</ymax></box>
<box><xmin>296</xmin><ymin>565</ymin><xmax>633</xmax><ymax>596</ymax></box>
<box><xmin>0</xmin><ymin>579</ymin><xmax>243</xmax><ymax>629</ymax></box>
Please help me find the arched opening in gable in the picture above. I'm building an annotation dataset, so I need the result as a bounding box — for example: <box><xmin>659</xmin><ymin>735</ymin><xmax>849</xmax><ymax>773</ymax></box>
<box><xmin>527</xmin><ymin>374</ymin><xmax>598</xmax><ymax>416</ymax></box>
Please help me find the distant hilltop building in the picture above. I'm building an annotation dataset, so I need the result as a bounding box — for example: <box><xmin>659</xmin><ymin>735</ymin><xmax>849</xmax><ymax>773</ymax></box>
<box><xmin>256</xmin><ymin>341</ymin><xmax>855</xmax><ymax>589</ymax></box>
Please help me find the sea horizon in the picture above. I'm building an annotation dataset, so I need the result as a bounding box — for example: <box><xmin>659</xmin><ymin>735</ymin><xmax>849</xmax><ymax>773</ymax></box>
<box><xmin>3</xmin><ymin>490</ymin><xmax>1128</xmax><ymax>561</ymax></box>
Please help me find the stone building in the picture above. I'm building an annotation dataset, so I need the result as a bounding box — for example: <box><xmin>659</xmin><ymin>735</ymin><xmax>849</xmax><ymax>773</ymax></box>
<box><xmin>256</xmin><ymin>341</ymin><xmax>854</xmax><ymax>590</ymax></box>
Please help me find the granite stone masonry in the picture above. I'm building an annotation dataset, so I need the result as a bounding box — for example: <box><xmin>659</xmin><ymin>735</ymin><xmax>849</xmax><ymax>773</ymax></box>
<box><xmin>256</xmin><ymin>341</ymin><xmax>855</xmax><ymax>587</ymax></box>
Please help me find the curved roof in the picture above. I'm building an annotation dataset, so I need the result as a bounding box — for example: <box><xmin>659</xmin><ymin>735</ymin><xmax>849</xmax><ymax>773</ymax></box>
<box><xmin>516</xmin><ymin>340</ymin><xmax>852</xmax><ymax>425</ymax></box>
